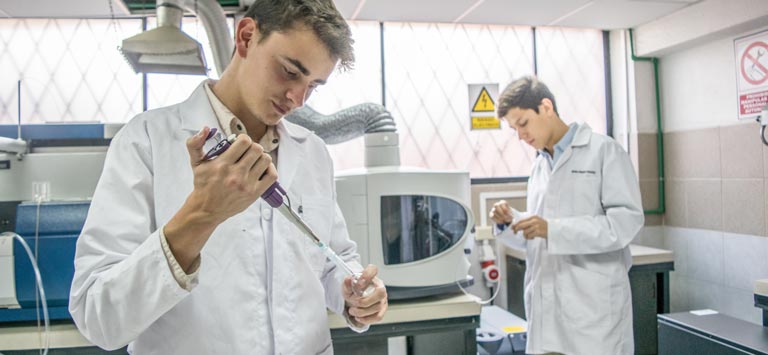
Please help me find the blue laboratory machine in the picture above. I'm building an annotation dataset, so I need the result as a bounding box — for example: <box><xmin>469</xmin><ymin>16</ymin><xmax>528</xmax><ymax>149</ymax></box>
<box><xmin>0</xmin><ymin>124</ymin><xmax>114</xmax><ymax>323</ymax></box>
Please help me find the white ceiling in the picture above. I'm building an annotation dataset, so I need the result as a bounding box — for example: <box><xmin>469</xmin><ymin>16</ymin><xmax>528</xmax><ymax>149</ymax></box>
<box><xmin>0</xmin><ymin>0</ymin><xmax>701</xmax><ymax>30</ymax></box>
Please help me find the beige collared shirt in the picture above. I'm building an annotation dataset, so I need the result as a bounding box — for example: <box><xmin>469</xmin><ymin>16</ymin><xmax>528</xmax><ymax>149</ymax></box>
<box><xmin>159</xmin><ymin>81</ymin><xmax>282</xmax><ymax>290</ymax></box>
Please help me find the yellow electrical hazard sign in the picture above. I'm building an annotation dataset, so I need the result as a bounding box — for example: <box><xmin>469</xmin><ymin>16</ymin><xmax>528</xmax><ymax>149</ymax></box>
<box><xmin>472</xmin><ymin>87</ymin><xmax>496</xmax><ymax>112</ymax></box>
<box><xmin>471</xmin><ymin>116</ymin><xmax>501</xmax><ymax>129</ymax></box>
<box><xmin>468</xmin><ymin>83</ymin><xmax>500</xmax><ymax>130</ymax></box>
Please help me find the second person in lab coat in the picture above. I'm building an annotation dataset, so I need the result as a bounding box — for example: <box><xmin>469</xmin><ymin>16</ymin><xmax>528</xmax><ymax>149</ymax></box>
<box><xmin>489</xmin><ymin>76</ymin><xmax>643</xmax><ymax>355</ymax></box>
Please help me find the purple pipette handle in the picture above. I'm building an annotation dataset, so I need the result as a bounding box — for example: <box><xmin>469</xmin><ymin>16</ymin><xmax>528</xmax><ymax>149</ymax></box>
<box><xmin>202</xmin><ymin>128</ymin><xmax>285</xmax><ymax>207</ymax></box>
<box><xmin>205</xmin><ymin>127</ymin><xmax>218</xmax><ymax>140</ymax></box>
<box><xmin>261</xmin><ymin>182</ymin><xmax>286</xmax><ymax>208</ymax></box>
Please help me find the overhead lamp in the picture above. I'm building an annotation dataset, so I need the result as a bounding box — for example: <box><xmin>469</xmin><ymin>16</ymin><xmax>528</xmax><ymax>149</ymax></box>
<box><xmin>119</xmin><ymin>1</ymin><xmax>208</xmax><ymax>75</ymax></box>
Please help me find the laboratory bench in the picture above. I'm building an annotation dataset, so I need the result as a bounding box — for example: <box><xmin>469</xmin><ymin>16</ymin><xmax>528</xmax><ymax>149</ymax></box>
<box><xmin>503</xmin><ymin>242</ymin><xmax>674</xmax><ymax>355</ymax></box>
<box><xmin>329</xmin><ymin>293</ymin><xmax>481</xmax><ymax>355</ymax></box>
<box><xmin>657</xmin><ymin>311</ymin><xmax>768</xmax><ymax>355</ymax></box>
<box><xmin>0</xmin><ymin>323</ymin><xmax>127</xmax><ymax>355</ymax></box>
<box><xmin>0</xmin><ymin>294</ymin><xmax>481</xmax><ymax>355</ymax></box>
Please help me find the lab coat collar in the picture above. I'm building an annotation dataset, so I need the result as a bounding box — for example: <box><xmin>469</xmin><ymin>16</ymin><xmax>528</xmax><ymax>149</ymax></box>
<box><xmin>277</xmin><ymin>118</ymin><xmax>311</xmax><ymax>142</ymax></box>
<box><xmin>180</xmin><ymin>81</ymin><xmax>220</xmax><ymax>133</ymax></box>
<box><xmin>274</xmin><ymin>120</ymin><xmax>312</xmax><ymax>191</ymax></box>
<box><xmin>570</xmin><ymin>123</ymin><xmax>592</xmax><ymax>147</ymax></box>
<box><xmin>550</xmin><ymin>122</ymin><xmax>592</xmax><ymax>173</ymax></box>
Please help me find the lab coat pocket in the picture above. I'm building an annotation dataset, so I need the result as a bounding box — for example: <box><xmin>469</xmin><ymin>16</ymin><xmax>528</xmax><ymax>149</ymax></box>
<box><xmin>555</xmin><ymin>261</ymin><xmax>611</xmax><ymax>330</ymax></box>
<box><xmin>299</xmin><ymin>196</ymin><xmax>335</xmax><ymax>276</ymax></box>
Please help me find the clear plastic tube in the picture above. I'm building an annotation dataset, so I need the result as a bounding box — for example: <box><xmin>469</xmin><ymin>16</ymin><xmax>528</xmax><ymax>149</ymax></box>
<box><xmin>317</xmin><ymin>241</ymin><xmax>356</xmax><ymax>276</ymax></box>
<box><xmin>1</xmin><ymin>231</ymin><xmax>49</xmax><ymax>355</ymax></box>
<box><xmin>316</xmin><ymin>242</ymin><xmax>374</xmax><ymax>297</ymax></box>
<box><xmin>34</xmin><ymin>197</ymin><xmax>42</xmax><ymax>354</ymax></box>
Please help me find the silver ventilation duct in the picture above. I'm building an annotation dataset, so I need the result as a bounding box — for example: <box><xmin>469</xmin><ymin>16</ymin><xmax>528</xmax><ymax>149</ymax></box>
<box><xmin>120</xmin><ymin>0</ymin><xmax>233</xmax><ymax>76</ymax></box>
<box><xmin>284</xmin><ymin>104</ymin><xmax>397</xmax><ymax>144</ymax></box>
<box><xmin>284</xmin><ymin>103</ymin><xmax>400</xmax><ymax>167</ymax></box>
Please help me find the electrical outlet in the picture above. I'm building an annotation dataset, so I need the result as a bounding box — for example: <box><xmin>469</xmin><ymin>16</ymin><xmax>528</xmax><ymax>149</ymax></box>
<box><xmin>475</xmin><ymin>226</ymin><xmax>494</xmax><ymax>241</ymax></box>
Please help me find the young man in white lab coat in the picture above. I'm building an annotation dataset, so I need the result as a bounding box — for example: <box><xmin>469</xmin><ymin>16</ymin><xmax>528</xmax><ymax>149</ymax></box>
<box><xmin>69</xmin><ymin>1</ymin><xmax>388</xmax><ymax>353</ymax></box>
<box><xmin>489</xmin><ymin>76</ymin><xmax>643</xmax><ymax>355</ymax></box>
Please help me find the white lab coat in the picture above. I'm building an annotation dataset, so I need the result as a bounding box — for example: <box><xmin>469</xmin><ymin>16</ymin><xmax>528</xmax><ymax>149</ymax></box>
<box><xmin>499</xmin><ymin>123</ymin><xmax>643</xmax><ymax>355</ymax></box>
<box><xmin>69</xmin><ymin>84</ymin><xmax>362</xmax><ymax>355</ymax></box>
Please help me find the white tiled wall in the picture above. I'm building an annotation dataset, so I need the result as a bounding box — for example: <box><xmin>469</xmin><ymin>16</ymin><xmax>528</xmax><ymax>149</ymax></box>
<box><xmin>633</xmin><ymin>225</ymin><xmax>664</xmax><ymax>249</ymax></box>
<box><xmin>687</xmin><ymin>229</ymin><xmax>724</xmax><ymax>285</ymax></box>
<box><xmin>645</xmin><ymin>226</ymin><xmax>768</xmax><ymax>326</ymax></box>
<box><xmin>723</xmin><ymin>233</ymin><xmax>768</xmax><ymax>292</ymax></box>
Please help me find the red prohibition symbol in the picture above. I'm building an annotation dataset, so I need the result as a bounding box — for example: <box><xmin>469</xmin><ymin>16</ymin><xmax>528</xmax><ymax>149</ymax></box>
<box><xmin>741</xmin><ymin>41</ymin><xmax>768</xmax><ymax>86</ymax></box>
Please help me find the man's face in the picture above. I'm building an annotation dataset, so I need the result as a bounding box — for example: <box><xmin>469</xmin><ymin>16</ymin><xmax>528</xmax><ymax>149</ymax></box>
<box><xmin>502</xmin><ymin>104</ymin><xmax>549</xmax><ymax>151</ymax></box>
<box><xmin>237</xmin><ymin>21</ymin><xmax>337</xmax><ymax>126</ymax></box>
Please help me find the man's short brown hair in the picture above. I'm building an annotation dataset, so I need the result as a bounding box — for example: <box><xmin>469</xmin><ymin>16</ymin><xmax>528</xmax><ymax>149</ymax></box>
<box><xmin>243</xmin><ymin>0</ymin><xmax>355</xmax><ymax>71</ymax></box>
<box><xmin>497</xmin><ymin>76</ymin><xmax>558</xmax><ymax>119</ymax></box>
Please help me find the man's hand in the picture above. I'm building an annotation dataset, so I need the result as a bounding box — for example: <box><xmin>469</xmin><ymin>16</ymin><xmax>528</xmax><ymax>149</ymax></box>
<box><xmin>512</xmin><ymin>215</ymin><xmax>548</xmax><ymax>240</ymax></box>
<box><xmin>185</xmin><ymin>126</ymin><xmax>278</xmax><ymax>223</ymax></box>
<box><xmin>489</xmin><ymin>200</ymin><xmax>513</xmax><ymax>225</ymax></box>
<box><xmin>164</xmin><ymin>126</ymin><xmax>278</xmax><ymax>271</ymax></box>
<box><xmin>343</xmin><ymin>264</ymin><xmax>388</xmax><ymax>327</ymax></box>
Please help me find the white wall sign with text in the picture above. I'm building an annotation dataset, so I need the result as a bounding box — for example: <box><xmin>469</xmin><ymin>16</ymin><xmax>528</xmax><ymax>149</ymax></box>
<box><xmin>735</xmin><ymin>30</ymin><xmax>768</xmax><ymax>120</ymax></box>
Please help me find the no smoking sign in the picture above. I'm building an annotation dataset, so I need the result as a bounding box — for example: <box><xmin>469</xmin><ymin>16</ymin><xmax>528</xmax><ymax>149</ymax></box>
<box><xmin>740</xmin><ymin>41</ymin><xmax>768</xmax><ymax>86</ymax></box>
<box><xmin>735</xmin><ymin>30</ymin><xmax>768</xmax><ymax>119</ymax></box>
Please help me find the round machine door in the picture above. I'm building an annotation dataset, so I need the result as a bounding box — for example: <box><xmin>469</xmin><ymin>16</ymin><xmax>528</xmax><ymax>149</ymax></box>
<box><xmin>380</xmin><ymin>195</ymin><xmax>469</xmax><ymax>265</ymax></box>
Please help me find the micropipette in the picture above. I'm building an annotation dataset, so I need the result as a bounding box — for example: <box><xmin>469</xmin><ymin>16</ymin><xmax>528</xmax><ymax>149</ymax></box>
<box><xmin>262</xmin><ymin>183</ymin><xmax>375</xmax><ymax>297</ymax></box>
<box><xmin>203</xmin><ymin>129</ymin><xmax>375</xmax><ymax>297</ymax></box>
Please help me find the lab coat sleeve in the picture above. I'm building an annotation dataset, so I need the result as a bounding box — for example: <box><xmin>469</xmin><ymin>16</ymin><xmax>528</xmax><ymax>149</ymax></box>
<box><xmin>325</xmin><ymin>202</ymin><xmax>369</xmax><ymax>333</ymax></box>
<box><xmin>69</xmin><ymin>119</ymin><xmax>191</xmax><ymax>350</ymax></box>
<box><xmin>546</xmin><ymin>141</ymin><xmax>644</xmax><ymax>255</ymax></box>
<box><xmin>494</xmin><ymin>225</ymin><xmax>527</xmax><ymax>251</ymax></box>
<box><xmin>320</xmin><ymin>146</ymin><xmax>369</xmax><ymax>332</ymax></box>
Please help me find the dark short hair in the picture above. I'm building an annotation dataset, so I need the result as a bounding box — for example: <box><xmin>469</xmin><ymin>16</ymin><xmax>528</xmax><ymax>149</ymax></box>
<box><xmin>497</xmin><ymin>76</ymin><xmax>558</xmax><ymax>118</ymax></box>
<box><xmin>243</xmin><ymin>0</ymin><xmax>355</xmax><ymax>71</ymax></box>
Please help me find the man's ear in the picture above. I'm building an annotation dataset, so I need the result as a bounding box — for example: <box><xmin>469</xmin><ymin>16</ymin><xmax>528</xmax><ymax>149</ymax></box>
<box><xmin>539</xmin><ymin>98</ymin><xmax>554</xmax><ymax>116</ymax></box>
<box><xmin>235</xmin><ymin>18</ymin><xmax>258</xmax><ymax>58</ymax></box>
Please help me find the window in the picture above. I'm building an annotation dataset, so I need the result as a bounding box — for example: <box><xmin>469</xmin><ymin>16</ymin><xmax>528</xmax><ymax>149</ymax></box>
<box><xmin>536</xmin><ymin>27</ymin><xmax>607</xmax><ymax>134</ymax></box>
<box><xmin>0</xmin><ymin>19</ymin><xmax>143</xmax><ymax>123</ymax></box>
<box><xmin>304</xmin><ymin>21</ymin><xmax>381</xmax><ymax>172</ymax></box>
<box><xmin>383</xmin><ymin>22</ymin><xmax>537</xmax><ymax>178</ymax></box>
<box><xmin>0</xmin><ymin>18</ymin><xmax>607</xmax><ymax>178</ymax></box>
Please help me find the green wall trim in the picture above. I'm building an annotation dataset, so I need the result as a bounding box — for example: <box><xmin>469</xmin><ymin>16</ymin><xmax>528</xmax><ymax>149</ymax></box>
<box><xmin>629</xmin><ymin>29</ymin><xmax>666</xmax><ymax>215</ymax></box>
